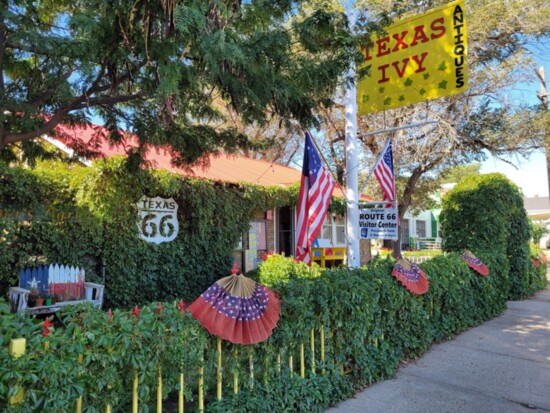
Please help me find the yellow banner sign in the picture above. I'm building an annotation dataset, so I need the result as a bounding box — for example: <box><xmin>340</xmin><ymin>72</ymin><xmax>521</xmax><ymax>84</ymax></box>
<box><xmin>358</xmin><ymin>0</ymin><xmax>467</xmax><ymax>115</ymax></box>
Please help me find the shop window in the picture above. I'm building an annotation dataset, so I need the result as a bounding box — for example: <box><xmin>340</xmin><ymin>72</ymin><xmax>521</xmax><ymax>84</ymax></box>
<box><xmin>319</xmin><ymin>214</ymin><xmax>346</xmax><ymax>247</ymax></box>
<box><xmin>250</xmin><ymin>221</ymin><xmax>267</xmax><ymax>250</ymax></box>
<box><xmin>416</xmin><ymin>220</ymin><xmax>426</xmax><ymax>238</ymax></box>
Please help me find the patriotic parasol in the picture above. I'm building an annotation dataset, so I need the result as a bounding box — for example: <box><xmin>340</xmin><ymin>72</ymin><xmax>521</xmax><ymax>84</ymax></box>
<box><xmin>187</xmin><ymin>264</ymin><xmax>281</xmax><ymax>345</ymax></box>
<box><xmin>461</xmin><ymin>249</ymin><xmax>489</xmax><ymax>276</ymax></box>
<box><xmin>391</xmin><ymin>259</ymin><xmax>429</xmax><ymax>295</ymax></box>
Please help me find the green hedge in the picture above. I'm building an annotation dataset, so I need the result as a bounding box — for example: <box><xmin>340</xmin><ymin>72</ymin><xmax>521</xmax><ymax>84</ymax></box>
<box><xmin>440</xmin><ymin>173</ymin><xmax>546</xmax><ymax>299</ymax></box>
<box><xmin>4</xmin><ymin>248</ymin><xmax>545</xmax><ymax>412</ymax></box>
<box><xmin>1</xmin><ymin>164</ymin><xmax>547</xmax><ymax>412</ymax></box>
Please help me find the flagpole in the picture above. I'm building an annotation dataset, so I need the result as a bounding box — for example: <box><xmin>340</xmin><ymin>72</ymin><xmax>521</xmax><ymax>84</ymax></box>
<box><xmin>344</xmin><ymin>0</ymin><xmax>360</xmax><ymax>268</ymax></box>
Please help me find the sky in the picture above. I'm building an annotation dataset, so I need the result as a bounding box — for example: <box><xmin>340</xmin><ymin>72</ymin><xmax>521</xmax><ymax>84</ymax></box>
<box><xmin>480</xmin><ymin>150</ymin><xmax>548</xmax><ymax>197</ymax></box>
<box><xmin>479</xmin><ymin>39</ymin><xmax>550</xmax><ymax>198</ymax></box>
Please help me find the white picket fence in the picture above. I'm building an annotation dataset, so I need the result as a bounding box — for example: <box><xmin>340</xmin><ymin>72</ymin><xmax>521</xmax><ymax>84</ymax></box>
<box><xmin>406</xmin><ymin>255</ymin><xmax>435</xmax><ymax>264</ymax></box>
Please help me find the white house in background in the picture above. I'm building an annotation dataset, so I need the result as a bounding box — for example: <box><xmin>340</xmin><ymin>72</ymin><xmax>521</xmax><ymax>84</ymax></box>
<box><xmin>400</xmin><ymin>209</ymin><xmax>441</xmax><ymax>250</ymax></box>
<box><xmin>524</xmin><ymin>196</ymin><xmax>550</xmax><ymax>249</ymax></box>
<box><xmin>395</xmin><ymin>184</ymin><xmax>456</xmax><ymax>251</ymax></box>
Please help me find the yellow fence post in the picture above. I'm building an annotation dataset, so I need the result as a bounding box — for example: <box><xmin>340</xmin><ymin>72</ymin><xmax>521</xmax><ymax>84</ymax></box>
<box><xmin>233</xmin><ymin>347</ymin><xmax>239</xmax><ymax>395</ymax></box>
<box><xmin>132</xmin><ymin>373</ymin><xmax>139</xmax><ymax>413</ymax></box>
<box><xmin>276</xmin><ymin>352</ymin><xmax>281</xmax><ymax>374</ymax></box>
<box><xmin>76</xmin><ymin>354</ymin><xmax>83</xmax><ymax>413</ymax></box>
<box><xmin>198</xmin><ymin>355</ymin><xmax>204</xmax><ymax>413</ymax></box>
<box><xmin>320</xmin><ymin>325</ymin><xmax>325</xmax><ymax>376</ymax></box>
<box><xmin>289</xmin><ymin>355</ymin><xmax>293</xmax><ymax>377</ymax></box>
<box><xmin>217</xmin><ymin>338</ymin><xmax>222</xmax><ymax>401</ymax></box>
<box><xmin>179</xmin><ymin>373</ymin><xmax>184</xmax><ymax>413</ymax></box>
<box><xmin>249</xmin><ymin>349</ymin><xmax>254</xmax><ymax>389</ymax></box>
<box><xmin>43</xmin><ymin>317</ymin><xmax>52</xmax><ymax>351</ymax></box>
<box><xmin>310</xmin><ymin>328</ymin><xmax>315</xmax><ymax>374</ymax></box>
<box><xmin>177</xmin><ymin>300</ymin><xmax>186</xmax><ymax>413</ymax></box>
<box><xmin>300</xmin><ymin>344</ymin><xmax>305</xmax><ymax>378</ymax></box>
<box><xmin>9</xmin><ymin>338</ymin><xmax>26</xmax><ymax>405</ymax></box>
<box><xmin>157</xmin><ymin>366</ymin><xmax>163</xmax><ymax>413</ymax></box>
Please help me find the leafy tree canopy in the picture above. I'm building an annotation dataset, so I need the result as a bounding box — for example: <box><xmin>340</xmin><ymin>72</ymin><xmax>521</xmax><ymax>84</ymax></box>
<box><xmin>439</xmin><ymin>163</ymin><xmax>481</xmax><ymax>185</ymax></box>
<box><xmin>0</xmin><ymin>0</ymin><xmax>358</xmax><ymax>166</ymax></box>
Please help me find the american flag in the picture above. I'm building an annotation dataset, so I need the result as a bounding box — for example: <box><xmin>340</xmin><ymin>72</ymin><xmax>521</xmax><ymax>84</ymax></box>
<box><xmin>295</xmin><ymin>133</ymin><xmax>335</xmax><ymax>265</ymax></box>
<box><xmin>373</xmin><ymin>139</ymin><xmax>396</xmax><ymax>202</ymax></box>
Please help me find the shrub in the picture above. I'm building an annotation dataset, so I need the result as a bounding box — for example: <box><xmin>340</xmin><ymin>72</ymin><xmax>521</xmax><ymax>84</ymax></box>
<box><xmin>440</xmin><ymin>173</ymin><xmax>541</xmax><ymax>300</ymax></box>
<box><xmin>258</xmin><ymin>253</ymin><xmax>321</xmax><ymax>288</ymax></box>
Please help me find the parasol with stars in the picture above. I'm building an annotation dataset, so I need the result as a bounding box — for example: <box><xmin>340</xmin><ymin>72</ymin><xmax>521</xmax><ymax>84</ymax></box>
<box><xmin>391</xmin><ymin>258</ymin><xmax>429</xmax><ymax>295</ymax></box>
<box><xmin>187</xmin><ymin>263</ymin><xmax>281</xmax><ymax>345</ymax></box>
<box><xmin>461</xmin><ymin>249</ymin><xmax>489</xmax><ymax>276</ymax></box>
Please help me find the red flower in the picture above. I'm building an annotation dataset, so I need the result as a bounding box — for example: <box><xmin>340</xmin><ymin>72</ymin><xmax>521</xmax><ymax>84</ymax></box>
<box><xmin>231</xmin><ymin>263</ymin><xmax>239</xmax><ymax>274</ymax></box>
<box><xmin>43</xmin><ymin>317</ymin><xmax>53</xmax><ymax>338</ymax></box>
<box><xmin>157</xmin><ymin>302</ymin><xmax>163</xmax><ymax>316</ymax></box>
<box><xmin>133</xmin><ymin>305</ymin><xmax>140</xmax><ymax>320</ymax></box>
<box><xmin>178</xmin><ymin>299</ymin><xmax>186</xmax><ymax>314</ymax></box>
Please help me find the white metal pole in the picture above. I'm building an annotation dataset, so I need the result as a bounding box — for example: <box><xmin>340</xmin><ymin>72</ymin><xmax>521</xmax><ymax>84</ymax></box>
<box><xmin>344</xmin><ymin>0</ymin><xmax>360</xmax><ymax>268</ymax></box>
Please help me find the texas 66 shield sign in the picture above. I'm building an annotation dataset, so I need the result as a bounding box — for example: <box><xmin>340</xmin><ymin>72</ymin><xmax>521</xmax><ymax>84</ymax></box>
<box><xmin>136</xmin><ymin>196</ymin><xmax>179</xmax><ymax>244</ymax></box>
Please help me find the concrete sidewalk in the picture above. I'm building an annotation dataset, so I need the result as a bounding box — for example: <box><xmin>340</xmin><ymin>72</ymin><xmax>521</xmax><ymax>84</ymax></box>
<box><xmin>326</xmin><ymin>280</ymin><xmax>550</xmax><ymax>413</ymax></box>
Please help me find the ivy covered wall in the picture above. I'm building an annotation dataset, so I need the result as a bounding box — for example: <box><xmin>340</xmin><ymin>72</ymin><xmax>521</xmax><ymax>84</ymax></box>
<box><xmin>0</xmin><ymin>157</ymin><xmax>297</xmax><ymax>308</ymax></box>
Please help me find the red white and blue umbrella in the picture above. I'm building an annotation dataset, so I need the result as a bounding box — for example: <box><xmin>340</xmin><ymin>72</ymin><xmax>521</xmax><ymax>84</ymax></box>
<box><xmin>462</xmin><ymin>249</ymin><xmax>489</xmax><ymax>276</ymax></box>
<box><xmin>188</xmin><ymin>264</ymin><xmax>280</xmax><ymax>344</ymax></box>
<box><xmin>391</xmin><ymin>259</ymin><xmax>429</xmax><ymax>295</ymax></box>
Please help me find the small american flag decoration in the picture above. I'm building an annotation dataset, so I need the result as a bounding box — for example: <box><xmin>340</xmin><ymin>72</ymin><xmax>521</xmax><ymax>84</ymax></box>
<box><xmin>462</xmin><ymin>249</ymin><xmax>489</xmax><ymax>276</ymax></box>
<box><xmin>391</xmin><ymin>259</ymin><xmax>429</xmax><ymax>295</ymax></box>
<box><xmin>188</xmin><ymin>264</ymin><xmax>280</xmax><ymax>344</ymax></box>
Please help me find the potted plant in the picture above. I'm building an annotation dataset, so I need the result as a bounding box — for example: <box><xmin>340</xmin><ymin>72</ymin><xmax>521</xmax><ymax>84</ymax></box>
<box><xmin>44</xmin><ymin>293</ymin><xmax>53</xmax><ymax>306</ymax></box>
<box><xmin>51</xmin><ymin>293</ymin><xmax>59</xmax><ymax>305</ymax></box>
<box><xmin>28</xmin><ymin>287</ymin><xmax>39</xmax><ymax>307</ymax></box>
<box><xmin>35</xmin><ymin>293</ymin><xmax>45</xmax><ymax>307</ymax></box>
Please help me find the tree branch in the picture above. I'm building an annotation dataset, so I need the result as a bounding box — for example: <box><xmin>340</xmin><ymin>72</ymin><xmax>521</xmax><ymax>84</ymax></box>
<box><xmin>4</xmin><ymin>109</ymin><xmax>71</xmax><ymax>145</ymax></box>
<box><xmin>5</xmin><ymin>40</ymin><xmax>60</xmax><ymax>56</ymax></box>
<box><xmin>4</xmin><ymin>92</ymin><xmax>146</xmax><ymax>145</ymax></box>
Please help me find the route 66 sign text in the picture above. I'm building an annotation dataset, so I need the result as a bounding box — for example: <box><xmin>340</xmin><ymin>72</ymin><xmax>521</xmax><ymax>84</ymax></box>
<box><xmin>136</xmin><ymin>196</ymin><xmax>179</xmax><ymax>244</ymax></box>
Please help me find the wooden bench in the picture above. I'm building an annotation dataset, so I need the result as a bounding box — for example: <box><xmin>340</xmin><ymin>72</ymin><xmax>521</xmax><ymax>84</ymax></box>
<box><xmin>9</xmin><ymin>264</ymin><xmax>104</xmax><ymax>315</ymax></box>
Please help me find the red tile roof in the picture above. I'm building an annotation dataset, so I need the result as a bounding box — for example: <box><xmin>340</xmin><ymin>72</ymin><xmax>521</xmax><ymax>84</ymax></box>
<box><xmin>51</xmin><ymin>122</ymin><xmax>373</xmax><ymax>200</ymax></box>
<box><xmin>52</xmin><ymin>123</ymin><xmax>302</xmax><ymax>187</ymax></box>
